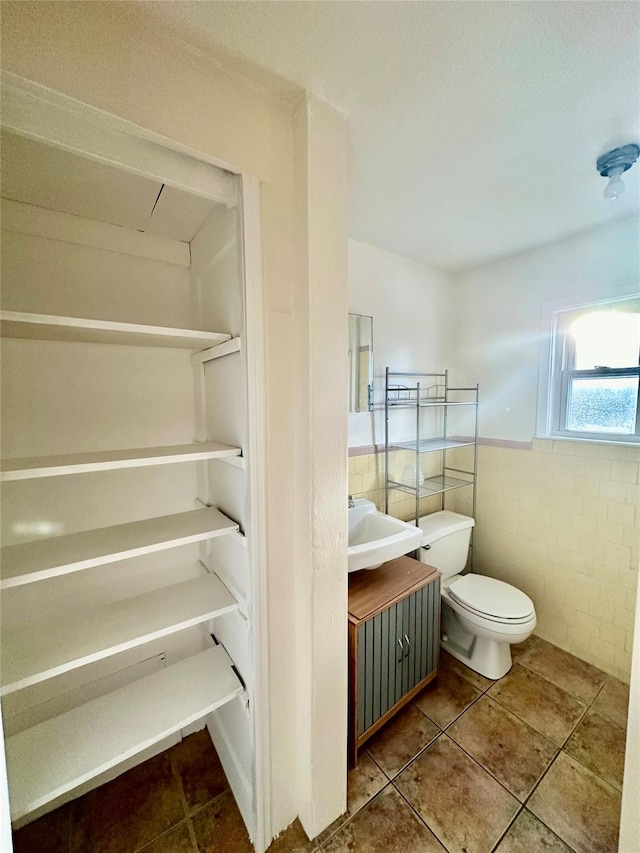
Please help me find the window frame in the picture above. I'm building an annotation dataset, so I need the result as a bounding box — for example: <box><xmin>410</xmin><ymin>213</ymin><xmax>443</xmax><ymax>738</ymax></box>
<box><xmin>540</xmin><ymin>294</ymin><xmax>640</xmax><ymax>445</ymax></box>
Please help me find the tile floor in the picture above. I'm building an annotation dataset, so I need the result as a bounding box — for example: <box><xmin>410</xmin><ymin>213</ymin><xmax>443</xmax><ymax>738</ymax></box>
<box><xmin>12</xmin><ymin>636</ymin><xmax>630</xmax><ymax>853</ymax></box>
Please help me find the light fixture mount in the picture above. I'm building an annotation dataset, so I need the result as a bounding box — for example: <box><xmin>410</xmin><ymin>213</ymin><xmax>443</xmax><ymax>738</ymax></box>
<box><xmin>597</xmin><ymin>144</ymin><xmax>640</xmax><ymax>178</ymax></box>
<box><xmin>597</xmin><ymin>144</ymin><xmax>639</xmax><ymax>199</ymax></box>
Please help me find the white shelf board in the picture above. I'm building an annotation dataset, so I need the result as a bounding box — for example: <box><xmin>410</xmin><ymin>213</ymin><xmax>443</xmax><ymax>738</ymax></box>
<box><xmin>1</xmin><ymin>507</ymin><xmax>238</xmax><ymax>589</ymax></box>
<box><xmin>0</xmin><ymin>441</ymin><xmax>242</xmax><ymax>482</ymax></box>
<box><xmin>0</xmin><ymin>311</ymin><xmax>231</xmax><ymax>350</ymax></box>
<box><xmin>6</xmin><ymin>645</ymin><xmax>243</xmax><ymax>822</ymax></box>
<box><xmin>1</xmin><ymin>574</ymin><xmax>238</xmax><ymax>694</ymax></box>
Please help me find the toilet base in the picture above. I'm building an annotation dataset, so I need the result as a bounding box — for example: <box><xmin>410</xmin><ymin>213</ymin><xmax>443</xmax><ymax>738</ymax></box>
<box><xmin>440</xmin><ymin>602</ymin><xmax>513</xmax><ymax>680</ymax></box>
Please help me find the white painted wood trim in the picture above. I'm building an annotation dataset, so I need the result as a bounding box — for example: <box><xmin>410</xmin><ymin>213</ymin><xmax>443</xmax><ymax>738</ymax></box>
<box><xmin>1</xmin><ymin>199</ymin><xmax>190</xmax><ymax>267</ymax></box>
<box><xmin>218</xmin><ymin>455</ymin><xmax>247</xmax><ymax>470</ymax></box>
<box><xmin>1</xmin><ymin>440</ymin><xmax>241</xmax><ymax>482</ymax></box>
<box><xmin>1</xmin><ymin>575</ymin><xmax>239</xmax><ymax>695</ymax></box>
<box><xmin>228</xmin><ymin>530</ymin><xmax>249</xmax><ymax>550</ymax></box>
<box><xmin>5</xmin><ymin>645</ymin><xmax>243</xmax><ymax>822</ymax></box>
<box><xmin>206</xmin><ymin>709</ymin><xmax>254</xmax><ymax>838</ymax></box>
<box><xmin>0</xmin><ymin>311</ymin><xmax>230</xmax><ymax>350</ymax></box>
<box><xmin>0</xmin><ymin>507</ymin><xmax>238</xmax><ymax>589</ymax></box>
<box><xmin>241</xmin><ymin>175</ymin><xmax>271</xmax><ymax>853</ymax></box>
<box><xmin>192</xmin><ymin>337</ymin><xmax>242</xmax><ymax>364</ymax></box>
<box><xmin>0</xmin><ymin>72</ymin><xmax>238</xmax><ymax>207</ymax></box>
<box><xmin>199</xmin><ymin>555</ymin><xmax>249</xmax><ymax>620</ymax></box>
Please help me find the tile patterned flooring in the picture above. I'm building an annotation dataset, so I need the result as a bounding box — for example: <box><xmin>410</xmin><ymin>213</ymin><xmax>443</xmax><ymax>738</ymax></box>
<box><xmin>12</xmin><ymin>637</ymin><xmax>630</xmax><ymax>853</ymax></box>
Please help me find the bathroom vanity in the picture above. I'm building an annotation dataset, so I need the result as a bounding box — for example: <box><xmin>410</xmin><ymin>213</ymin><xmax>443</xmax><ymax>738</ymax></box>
<box><xmin>347</xmin><ymin>556</ymin><xmax>440</xmax><ymax>766</ymax></box>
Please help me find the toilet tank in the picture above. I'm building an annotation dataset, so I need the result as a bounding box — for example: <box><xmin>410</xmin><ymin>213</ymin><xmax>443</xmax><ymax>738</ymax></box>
<box><xmin>417</xmin><ymin>511</ymin><xmax>475</xmax><ymax>580</ymax></box>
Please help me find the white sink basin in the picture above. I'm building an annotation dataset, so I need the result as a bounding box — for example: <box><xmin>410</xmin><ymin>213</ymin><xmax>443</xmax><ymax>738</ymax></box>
<box><xmin>348</xmin><ymin>498</ymin><xmax>423</xmax><ymax>573</ymax></box>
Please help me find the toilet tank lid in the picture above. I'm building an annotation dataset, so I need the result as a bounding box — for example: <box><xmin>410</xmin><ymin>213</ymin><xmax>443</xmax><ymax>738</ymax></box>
<box><xmin>418</xmin><ymin>510</ymin><xmax>475</xmax><ymax>545</ymax></box>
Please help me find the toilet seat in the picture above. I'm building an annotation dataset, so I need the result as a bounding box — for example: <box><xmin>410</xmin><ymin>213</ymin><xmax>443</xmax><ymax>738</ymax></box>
<box><xmin>447</xmin><ymin>575</ymin><xmax>534</xmax><ymax>625</ymax></box>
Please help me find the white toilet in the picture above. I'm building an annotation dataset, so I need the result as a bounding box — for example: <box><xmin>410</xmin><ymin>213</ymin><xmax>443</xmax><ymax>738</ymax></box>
<box><xmin>417</xmin><ymin>510</ymin><xmax>536</xmax><ymax>680</ymax></box>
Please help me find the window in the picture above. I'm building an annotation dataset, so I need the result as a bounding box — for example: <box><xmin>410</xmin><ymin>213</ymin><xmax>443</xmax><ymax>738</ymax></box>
<box><xmin>547</xmin><ymin>296</ymin><xmax>640</xmax><ymax>443</ymax></box>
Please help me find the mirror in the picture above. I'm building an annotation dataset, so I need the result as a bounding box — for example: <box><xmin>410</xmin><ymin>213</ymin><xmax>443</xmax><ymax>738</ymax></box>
<box><xmin>348</xmin><ymin>314</ymin><xmax>373</xmax><ymax>412</ymax></box>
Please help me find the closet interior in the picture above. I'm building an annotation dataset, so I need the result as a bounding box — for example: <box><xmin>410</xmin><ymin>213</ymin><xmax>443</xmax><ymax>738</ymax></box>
<box><xmin>0</xmin><ymin>121</ymin><xmax>262</xmax><ymax>841</ymax></box>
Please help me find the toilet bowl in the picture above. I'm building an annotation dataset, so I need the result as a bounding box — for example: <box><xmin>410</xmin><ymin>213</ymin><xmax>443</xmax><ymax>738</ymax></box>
<box><xmin>417</xmin><ymin>511</ymin><xmax>536</xmax><ymax>680</ymax></box>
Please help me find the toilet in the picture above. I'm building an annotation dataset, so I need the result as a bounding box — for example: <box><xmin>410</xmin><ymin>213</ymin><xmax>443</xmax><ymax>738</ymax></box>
<box><xmin>417</xmin><ymin>511</ymin><xmax>536</xmax><ymax>680</ymax></box>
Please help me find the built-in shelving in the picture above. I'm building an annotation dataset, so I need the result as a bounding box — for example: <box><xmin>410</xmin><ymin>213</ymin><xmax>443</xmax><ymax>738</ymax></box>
<box><xmin>5</xmin><ymin>644</ymin><xmax>244</xmax><ymax>822</ymax></box>
<box><xmin>0</xmin><ymin>103</ymin><xmax>257</xmax><ymax>838</ymax></box>
<box><xmin>1</xmin><ymin>574</ymin><xmax>239</xmax><ymax>694</ymax></box>
<box><xmin>385</xmin><ymin>368</ymin><xmax>479</xmax><ymax>526</ymax></box>
<box><xmin>0</xmin><ymin>311</ymin><xmax>231</xmax><ymax>350</ymax></box>
<box><xmin>0</xmin><ymin>441</ymin><xmax>242</xmax><ymax>482</ymax></box>
<box><xmin>0</xmin><ymin>507</ymin><xmax>238</xmax><ymax>589</ymax></box>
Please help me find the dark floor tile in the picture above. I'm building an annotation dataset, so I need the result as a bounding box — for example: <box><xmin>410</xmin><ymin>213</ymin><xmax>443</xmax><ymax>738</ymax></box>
<box><xmin>510</xmin><ymin>635</ymin><xmax>538</xmax><ymax>662</ymax></box>
<box><xmin>528</xmin><ymin>751</ymin><xmax>621</xmax><ymax>853</ymax></box>
<box><xmin>439</xmin><ymin>650</ymin><xmax>493</xmax><ymax>692</ymax></box>
<box><xmin>488</xmin><ymin>664</ymin><xmax>585</xmax><ymax>746</ymax></box>
<box><xmin>267</xmin><ymin>818</ymin><xmax>317</xmax><ymax>852</ymax></box>
<box><xmin>171</xmin><ymin>729</ymin><xmax>229</xmax><ymax>814</ymax></box>
<box><xmin>138</xmin><ymin>821</ymin><xmax>195</xmax><ymax>853</ymax></box>
<box><xmin>12</xmin><ymin>802</ymin><xmax>71</xmax><ymax>853</ymax></box>
<box><xmin>494</xmin><ymin>809</ymin><xmax>572</xmax><ymax>853</ymax></box>
<box><xmin>366</xmin><ymin>704</ymin><xmax>439</xmax><ymax>778</ymax></box>
<box><xmin>413</xmin><ymin>666</ymin><xmax>481</xmax><ymax>729</ymax></box>
<box><xmin>322</xmin><ymin>785</ymin><xmax>445</xmax><ymax>853</ymax></box>
<box><xmin>71</xmin><ymin>752</ymin><xmax>185</xmax><ymax>853</ymax></box>
<box><xmin>191</xmin><ymin>790</ymin><xmax>252</xmax><ymax>853</ymax></box>
<box><xmin>315</xmin><ymin>751</ymin><xmax>387</xmax><ymax>845</ymax></box>
<box><xmin>448</xmin><ymin>696</ymin><xmax>557</xmax><ymax>801</ymax></box>
<box><xmin>564</xmin><ymin>709</ymin><xmax>626</xmax><ymax>791</ymax></box>
<box><xmin>395</xmin><ymin>734</ymin><xmax>519</xmax><ymax>853</ymax></box>
<box><xmin>518</xmin><ymin>639</ymin><xmax>606</xmax><ymax>703</ymax></box>
<box><xmin>592</xmin><ymin>676</ymin><xmax>630</xmax><ymax>728</ymax></box>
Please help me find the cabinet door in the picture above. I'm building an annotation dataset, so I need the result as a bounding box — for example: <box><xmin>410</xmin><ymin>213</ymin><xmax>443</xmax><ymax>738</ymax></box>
<box><xmin>356</xmin><ymin>578</ymin><xmax>440</xmax><ymax>737</ymax></box>
<box><xmin>403</xmin><ymin>580</ymin><xmax>440</xmax><ymax>695</ymax></box>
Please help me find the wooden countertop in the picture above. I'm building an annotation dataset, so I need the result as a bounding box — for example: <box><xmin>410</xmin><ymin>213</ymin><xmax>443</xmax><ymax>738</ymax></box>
<box><xmin>348</xmin><ymin>555</ymin><xmax>440</xmax><ymax>623</ymax></box>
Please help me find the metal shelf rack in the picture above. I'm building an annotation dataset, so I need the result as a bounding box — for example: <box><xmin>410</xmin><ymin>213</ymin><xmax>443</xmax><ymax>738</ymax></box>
<box><xmin>384</xmin><ymin>369</ymin><xmax>479</xmax><ymax>528</ymax></box>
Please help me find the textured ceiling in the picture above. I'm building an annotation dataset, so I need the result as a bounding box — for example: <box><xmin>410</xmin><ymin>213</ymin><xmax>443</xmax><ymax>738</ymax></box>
<box><xmin>140</xmin><ymin>1</ymin><xmax>639</xmax><ymax>270</ymax></box>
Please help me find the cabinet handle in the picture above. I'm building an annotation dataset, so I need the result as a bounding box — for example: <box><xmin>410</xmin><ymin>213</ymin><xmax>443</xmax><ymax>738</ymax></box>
<box><xmin>404</xmin><ymin>634</ymin><xmax>410</xmax><ymax>658</ymax></box>
<box><xmin>397</xmin><ymin>638</ymin><xmax>404</xmax><ymax>662</ymax></box>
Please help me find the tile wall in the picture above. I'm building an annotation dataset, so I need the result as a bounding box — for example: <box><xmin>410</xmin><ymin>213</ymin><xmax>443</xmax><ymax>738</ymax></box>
<box><xmin>348</xmin><ymin>439</ymin><xmax>639</xmax><ymax>682</ymax></box>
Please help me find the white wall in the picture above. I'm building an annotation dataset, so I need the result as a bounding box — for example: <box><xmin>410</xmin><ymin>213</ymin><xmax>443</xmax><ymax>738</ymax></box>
<box><xmin>449</xmin><ymin>215</ymin><xmax>640</xmax><ymax>441</ymax></box>
<box><xmin>348</xmin><ymin>239</ymin><xmax>453</xmax><ymax>447</ymax></box>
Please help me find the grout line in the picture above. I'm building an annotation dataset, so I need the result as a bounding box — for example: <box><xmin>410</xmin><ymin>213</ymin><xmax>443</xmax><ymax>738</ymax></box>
<box><xmin>186</xmin><ymin>817</ymin><xmax>199</xmax><ymax>853</ymax></box>
<box><xmin>170</xmin><ymin>744</ymin><xmax>193</xmax><ymax>823</ymax></box>
<box><xmin>316</xmin><ymin>782</ymin><xmax>394</xmax><ymax>849</ymax></box>
<box><xmin>134</xmin><ymin>818</ymin><xmax>195</xmax><ymax>853</ymax></box>
<box><xmin>488</xmin><ymin>804</ymin><xmax>524</xmax><ymax>853</ymax></box>
<box><xmin>368</xmin><ymin>728</ymin><xmax>443</xmax><ymax>785</ymax></box>
<box><xmin>187</xmin><ymin>787</ymin><xmax>233</xmax><ymax>823</ymax></box>
<box><xmin>390</xmin><ymin>778</ymin><xmax>449</xmax><ymax>851</ymax></box>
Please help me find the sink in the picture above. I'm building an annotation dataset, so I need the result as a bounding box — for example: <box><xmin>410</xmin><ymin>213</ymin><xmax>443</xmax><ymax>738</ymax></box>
<box><xmin>348</xmin><ymin>498</ymin><xmax>423</xmax><ymax>573</ymax></box>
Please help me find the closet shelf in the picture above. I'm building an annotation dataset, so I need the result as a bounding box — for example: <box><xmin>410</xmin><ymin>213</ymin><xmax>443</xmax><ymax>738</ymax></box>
<box><xmin>388</xmin><ymin>473</ymin><xmax>474</xmax><ymax>499</ymax></box>
<box><xmin>0</xmin><ymin>507</ymin><xmax>238</xmax><ymax>589</ymax></box>
<box><xmin>1</xmin><ymin>574</ymin><xmax>238</xmax><ymax>695</ymax></box>
<box><xmin>0</xmin><ymin>311</ymin><xmax>231</xmax><ymax>350</ymax></box>
<box><xmin>389</xmin><ymin>438</ymin><xmax>476</xmax><ymax>454</ymax></box>
<box><xmin>0</xmin><ymin>441</ymin><xmax>242</xmax><ymax>482</ymax></box>
<box><xmin>5</xmin><ymin>644</ymin><xmax>244</xmax><ymax>822</ymax></box>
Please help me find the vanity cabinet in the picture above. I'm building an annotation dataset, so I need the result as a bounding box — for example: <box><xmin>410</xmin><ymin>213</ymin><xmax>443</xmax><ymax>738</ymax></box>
<box><xmin>348</xmin><ymin>556</ymin><xmax>440</xmax><ymax>766</ymax></box>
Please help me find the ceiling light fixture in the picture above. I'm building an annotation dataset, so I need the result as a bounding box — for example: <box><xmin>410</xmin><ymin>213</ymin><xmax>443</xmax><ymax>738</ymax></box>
<box><xmin>597</xmin><ymin>144</ymin><xmax>639</xmax><ymax>200</ymax></box>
